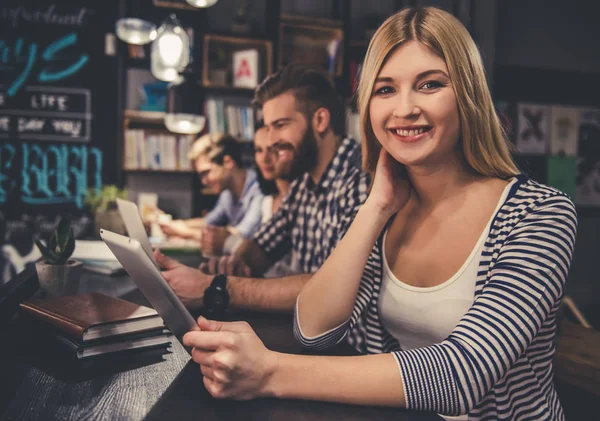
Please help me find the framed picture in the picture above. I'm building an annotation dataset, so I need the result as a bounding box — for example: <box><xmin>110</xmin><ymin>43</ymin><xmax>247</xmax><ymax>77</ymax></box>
<box><xmin>278</xmin><ymin>17</ymin><xmax>344</xmax><ymax>77</ymax></box>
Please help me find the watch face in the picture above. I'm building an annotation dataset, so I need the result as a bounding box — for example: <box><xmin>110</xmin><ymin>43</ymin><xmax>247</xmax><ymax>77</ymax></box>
<box><xmin>205</xmin><ymin>285</ymin><xmax>228</xmax><ymax>312</ymax></box>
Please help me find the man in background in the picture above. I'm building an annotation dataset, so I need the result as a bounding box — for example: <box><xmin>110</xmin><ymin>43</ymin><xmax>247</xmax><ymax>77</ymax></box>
<box><xmin>155</xmin><ymin>63</ymin><xmax>369</xmax><ymax>312</ymax></box>
<box><xmin>158</xmin><ymin>132</ymin><xmax>263</xmax><ymax>256</ymax></box>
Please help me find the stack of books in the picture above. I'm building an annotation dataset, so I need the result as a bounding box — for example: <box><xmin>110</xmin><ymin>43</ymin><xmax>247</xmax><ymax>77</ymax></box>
<box><xmin>20</xmin><ymin>293</ymin><xmax>172</xmax><ymax>359</ymax></box>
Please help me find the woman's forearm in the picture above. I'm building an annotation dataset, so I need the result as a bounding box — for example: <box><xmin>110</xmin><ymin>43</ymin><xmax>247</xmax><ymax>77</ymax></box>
<box><xmin>296</xmin><ymin>201</ymin><xmax>392</xmax><ymax>337</ymax></box>
<box><xmin>267</xmin><ymin>352</ymin><xmax>405</xmax><ymax>406</ymax></box>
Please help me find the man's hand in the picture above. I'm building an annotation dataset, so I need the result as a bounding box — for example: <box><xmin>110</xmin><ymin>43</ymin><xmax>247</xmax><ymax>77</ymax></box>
<box><xmin>200</xmin><ymin>226</ymin><xmax>229</xmax><ymax>256</ymax></box>
<box><xmin>159</xmin><ymin>220</ymin><xmax>198</xmax><ymax>239</ymax></box>
<box><xmin>183</xmin><ymin>316</ymin><xmax>277</xmax><ymax>400</ymax></box>
<box><xmin>154</xmin><ymin>249</ymin><xmax>211</xmax><ymax>308</ymax></box>
<box><xmin>200</xmin><ymin>255</ymin><xmax>252</xmax><ymax>276</ymax></box>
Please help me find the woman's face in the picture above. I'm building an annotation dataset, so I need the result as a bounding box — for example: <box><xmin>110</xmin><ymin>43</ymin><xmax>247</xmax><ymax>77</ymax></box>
<box><xmin>369</xmin><ymin>41</ymin><xmax>461</xmax><ymax>170</ymax></box>
<box><xmin>254</xmin><ymin>126</ymin><xmax>276</xmax><ymax>181</ymax></box>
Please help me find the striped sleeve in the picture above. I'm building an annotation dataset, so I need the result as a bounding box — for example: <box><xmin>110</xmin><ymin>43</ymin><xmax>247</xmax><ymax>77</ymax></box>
<box><xmin>293</xmin><ymin>240</ymin><xmax>382</xmax><ymax>350</ymax></box>
<box><xmin>336</xmin><ymin>170</ymin><xmax>370</xmax><ymax>242</ymax></box>
<box><xmin>393</xmin><ymin>194</ymin><xmax>577</xmax><ymax>415</ymax></box>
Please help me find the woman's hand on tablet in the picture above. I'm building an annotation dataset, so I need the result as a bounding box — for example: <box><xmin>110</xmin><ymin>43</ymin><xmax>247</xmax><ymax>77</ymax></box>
<box><xmin>183</xmin><ymin>316</ymin><xmax>277</xmax><ymax>400</ymax></box>
<box><xmin>154</xmin><ymin>250</ymin><xmax>211</xmax><ymax>308</ymax></box>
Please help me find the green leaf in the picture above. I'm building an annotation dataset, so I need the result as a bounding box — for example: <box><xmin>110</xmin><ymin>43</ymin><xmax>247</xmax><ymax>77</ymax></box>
<box><xmin>49</xmin><ymin>234</ymin><xmax>58</xmax><ymax>255</ymax></box>
<box><xmin>60</xmin><ymin>228</ymin><xmax>76</xmax><ymax>263</ymax></box>
<box><xmin>33</xmin><ymin>238</ymin><xmax>51</xmax><ymax>261</ymax></box>
<box><xmin>56</xmin><ymin>218</ymin><xmax>70</xmax><ymax>249</ymax></box>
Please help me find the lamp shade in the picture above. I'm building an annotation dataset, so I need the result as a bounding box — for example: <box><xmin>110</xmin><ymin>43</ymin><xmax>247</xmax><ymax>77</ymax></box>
<box><xmin>151</xmin><ymin>14</ymin><xmax>189</xmax><ymax>82</ymax></box>
<box><xmin>186</xmin><ymin>0</ymin><xmax>219</xmax><ymax>7</ymax></box>
<box><xmin>115</xmin><ymin>18</ymin><xmax>157</xmax><ymax>45</ymax></box>
<box><xmin>165</xmin><ymin>78</ymin><xmax>205</xmax><ymax>134</ymax></box>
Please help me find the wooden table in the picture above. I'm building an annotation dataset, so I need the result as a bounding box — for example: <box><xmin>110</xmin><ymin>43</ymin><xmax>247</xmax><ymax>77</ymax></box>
<box><xmin>0</xmin><ymin>266</ymin><xmax>441</xmax><ymax>421</ymax></box>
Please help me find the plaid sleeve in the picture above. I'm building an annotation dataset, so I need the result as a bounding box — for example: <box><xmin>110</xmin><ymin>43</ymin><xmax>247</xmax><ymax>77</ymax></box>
<box><xmin>252</xmin><ymin>186</ymin><xmax>295</xmax><ymax>263</ymax></box>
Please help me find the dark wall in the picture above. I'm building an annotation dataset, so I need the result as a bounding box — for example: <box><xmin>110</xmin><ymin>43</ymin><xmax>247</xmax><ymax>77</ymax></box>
<box><xmin>494</xmin><ymin>0</ymin><xmax>600</xmax><ymax>313</ymax></box>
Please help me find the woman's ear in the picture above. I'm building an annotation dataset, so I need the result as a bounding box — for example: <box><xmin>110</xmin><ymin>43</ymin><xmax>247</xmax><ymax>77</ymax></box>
<box><xmin>312</xmin><ymin>107</ymin><xmax>331</xmax><ymax>135</ymax></box>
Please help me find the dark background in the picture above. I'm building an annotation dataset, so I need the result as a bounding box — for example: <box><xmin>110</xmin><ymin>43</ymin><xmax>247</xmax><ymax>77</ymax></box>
<box><xmin>0</xmin><ymin>0</ymin><xmax>599</xmax><ymax>318</ymax></box>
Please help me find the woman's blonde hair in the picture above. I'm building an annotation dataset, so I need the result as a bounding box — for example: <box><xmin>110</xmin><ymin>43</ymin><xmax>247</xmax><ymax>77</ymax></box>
<box><xmin>358</xmin><ymin>7</ymin><xmax>519</xmax><ymax>178</ymax></box>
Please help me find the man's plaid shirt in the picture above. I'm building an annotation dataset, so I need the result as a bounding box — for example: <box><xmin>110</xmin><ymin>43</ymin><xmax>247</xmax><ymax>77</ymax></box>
<box><xmin>254</xmin><ymin>138</ymin><xmax>370</xmax><ymax>273</ymax></box>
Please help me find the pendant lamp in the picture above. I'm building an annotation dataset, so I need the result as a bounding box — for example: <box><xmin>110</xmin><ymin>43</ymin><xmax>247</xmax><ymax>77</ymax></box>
<box><xmin>165</xmin><ymin>77</ymin><xmax>205</xmax><ymax>134</ymax></box>
<box><xmin>186</xmin><ymin>0</ymin><xmax>219</xmax><ymax>7</ymax></box>
<box><xmin>151</xmin><ymin>14</ymin><xmax>189</xmax><ymax>82</ymax></box>
<box><xmin>115</xmin><ymin>18</ymin><xmax>157</xmax><ymax>45</ymax></box>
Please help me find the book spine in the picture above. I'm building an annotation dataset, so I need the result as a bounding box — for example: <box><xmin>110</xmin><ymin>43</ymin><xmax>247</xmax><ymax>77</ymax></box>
<box><xmin>19</xmin><ymin>302</ymin><xmax>87</xmax><ymax>340</ymax></box>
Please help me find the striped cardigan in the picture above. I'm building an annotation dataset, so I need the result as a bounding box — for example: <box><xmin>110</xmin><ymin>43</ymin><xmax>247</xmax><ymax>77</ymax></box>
<box><xmin>294</xmin><ymin>176</ymin><xmax>577</xmax><ymax>420</ymax></box>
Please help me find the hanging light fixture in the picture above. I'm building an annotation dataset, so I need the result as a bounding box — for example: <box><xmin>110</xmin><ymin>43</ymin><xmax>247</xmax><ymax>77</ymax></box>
<box><xmin>115</xmin><ymin>18</ymin><xmax>157</xmax><ymax>45</ymax></box>
<box><xmin>151</xmin><ymin>14</ymin><xmax>189</xmax><ymax>82</ymax></box>
<box><xmin>115</xmin><ymin>0</ymin><xmax>156</xmax><ymax>45</ymax></box>
<box><xmin>165</xmin><ymin>77</ymin><xmax>205</xmax><ymax>134</ymax></box>
<box><xmin>186</xmin><ymin>0</ymin><xmax>219</xmax><ymax>7</ymax></box>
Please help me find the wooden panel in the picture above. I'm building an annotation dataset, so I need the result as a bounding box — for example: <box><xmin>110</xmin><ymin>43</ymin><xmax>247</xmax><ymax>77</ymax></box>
<box><xmin>554</xmin><ymin>320</ymin><xmax>600</xmax><ymax>396</ymax></box>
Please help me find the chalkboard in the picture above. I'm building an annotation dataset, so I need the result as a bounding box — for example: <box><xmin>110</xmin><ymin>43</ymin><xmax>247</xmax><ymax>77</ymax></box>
<box><xmin>0</xmin><ymin>0</ymin><xmax>119</xmax><ymax>219</ymax></box>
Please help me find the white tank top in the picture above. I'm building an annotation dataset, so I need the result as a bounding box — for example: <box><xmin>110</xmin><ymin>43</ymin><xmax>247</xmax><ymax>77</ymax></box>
<box><xmin>378</xmin><ymin>179</ymin><xmax>515</xmax><ymax>421</ymax></box>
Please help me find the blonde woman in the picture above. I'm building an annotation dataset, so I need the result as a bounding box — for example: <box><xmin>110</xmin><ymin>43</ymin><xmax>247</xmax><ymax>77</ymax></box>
<box><xmin>181</xmin><ymin>7</ymin><xmax>577</xmax><ymax>420</ymax></box>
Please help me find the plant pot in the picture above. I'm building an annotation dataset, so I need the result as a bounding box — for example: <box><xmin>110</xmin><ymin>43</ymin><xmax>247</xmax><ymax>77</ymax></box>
<box><xmin>35</xmin><ymin>259</ymin><xmax>83</xmax><ymax>296</ymax></box>
<box><xmin>94</xmin><ymin>209</ymin><xmax>126</xmax><ymax>235</ymax></box>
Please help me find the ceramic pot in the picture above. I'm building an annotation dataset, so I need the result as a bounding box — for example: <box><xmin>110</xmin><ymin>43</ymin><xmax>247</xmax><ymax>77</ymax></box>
<box><xmin>35</xmin><ymin>259</ymin><xmax>83</xmax><ymax>295</ymax></box>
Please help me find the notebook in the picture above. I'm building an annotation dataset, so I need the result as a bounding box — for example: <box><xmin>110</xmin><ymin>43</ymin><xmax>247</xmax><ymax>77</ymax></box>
<box><xmin>54</xmin><ymin>328</ymin><xmax>172</xmax><ymax>359</ymax></box>
<box><xmin>20</xmin><ymin>293</ymin><xmax>166</xmax><ymax>342</ymax></box>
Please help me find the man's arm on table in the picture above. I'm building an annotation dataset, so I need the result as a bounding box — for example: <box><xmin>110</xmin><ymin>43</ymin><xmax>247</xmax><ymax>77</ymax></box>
<box><xmin>154</xmin><ymin>250</ymin><xmax>311</xmax><ymax>312</ymax></box>
<box><xmin>232</xmin><ymin>238</ymin><xmax>273</xmax><ymax>276</ymax></box>
<box><xmin>184</xmin><ymin>217</ymin><xmax>207</xmax><ymax>229</ymax></box>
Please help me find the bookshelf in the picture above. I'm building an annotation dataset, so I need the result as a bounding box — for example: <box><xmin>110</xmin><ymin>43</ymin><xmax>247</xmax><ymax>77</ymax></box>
<box><xmin>122</xmin><ymin>110</ymin><xmax>195</xmax><ymax>173</ymax></box>
<box><xmin>116</xmin><ymin>0</ymin><xmax>401</xmax><ymax>216</ymax></box>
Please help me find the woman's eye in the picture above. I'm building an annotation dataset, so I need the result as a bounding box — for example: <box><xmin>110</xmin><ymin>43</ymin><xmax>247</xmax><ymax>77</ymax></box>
<box><xmin>420</xmin><ymin>81</ymin><xmax>444</xmax><ymax>90</ymax></box>
<box><xmin>374</xmin><ymin>86</ymin><xmax>394</xmax><ymax>95</ymax></box>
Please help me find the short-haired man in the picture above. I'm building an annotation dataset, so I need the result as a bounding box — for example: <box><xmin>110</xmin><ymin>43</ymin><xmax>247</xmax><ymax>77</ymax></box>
<box><xmin>154</xmin><ymin>63</ymin><xmax>370</xmax><ymax>312</ymax></box>
<box><xmin>159</xmin><ymin>132</ymin><xmax>263</xmax><ymax>256</ymax></box>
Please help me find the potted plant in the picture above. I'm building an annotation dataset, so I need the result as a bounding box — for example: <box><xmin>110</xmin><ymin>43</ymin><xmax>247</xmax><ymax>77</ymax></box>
<box><xmin>33</xmin><ymin>217</ymin><xmax>82</xmax><ymax>295</ymax></box>
<box><xmin>85</xmin><ymin>185</ymin><xmax>128</xmax><ymax>235</ymax></box>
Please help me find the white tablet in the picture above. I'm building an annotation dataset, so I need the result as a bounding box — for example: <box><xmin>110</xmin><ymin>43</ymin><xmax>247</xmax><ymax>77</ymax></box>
<box><xmin>116</xmin><ymin>198</ymin><xmax>155</xmax><ymax>263</ymax></box>
<box><xmin>100</xmin><ymin>229</ymin><xmax>198</xmax><ymax>354</ymax></box>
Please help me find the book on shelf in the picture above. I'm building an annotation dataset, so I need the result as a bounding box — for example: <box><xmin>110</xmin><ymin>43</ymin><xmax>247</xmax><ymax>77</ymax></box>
<box><xmin>205</xmin><ymin>99</ymin><xmax>254</xmax><ymax>141</ymax></box>
<box><xmin>54</xmin><ymin>327</ymin><xmax>172</xmax><ymax>359</ymax></box>
<box><xmin>19</xmin><ymin>293</ymin><xmax>167</xmax><ymax>342</ymax></box>
<box><xmin>124</xmin><ymin>129</ymin><xmax>195</xmax><ymax>171</ymax></box>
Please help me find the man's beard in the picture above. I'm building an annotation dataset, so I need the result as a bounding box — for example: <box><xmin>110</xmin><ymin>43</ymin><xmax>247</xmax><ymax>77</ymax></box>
<box><xmin>278</xmin><ymin>128</ymin><xmax>319</xmax><ymax>181</ymax></box>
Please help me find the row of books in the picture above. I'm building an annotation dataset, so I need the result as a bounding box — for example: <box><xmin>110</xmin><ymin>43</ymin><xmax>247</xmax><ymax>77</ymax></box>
<box><xmin>20</xmin><ymin>293</ymin><xmax>172</xmax><ymax>359</ymax></box>
<box><xmin>205</xmin><ymin>98</ymin><xmax>255</xmax><ymax>141</ymax></box>
<box><xmin>124</xmin><ymin>130</ymin><xmax>195</xmax><ymax>171</ymax></box>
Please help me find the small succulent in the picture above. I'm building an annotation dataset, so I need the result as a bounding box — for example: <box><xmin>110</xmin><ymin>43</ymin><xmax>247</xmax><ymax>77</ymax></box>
<box><xmin>34</xmin><ymin>217</ymin><xmax>76</xmax><ymax>265</ymax></box>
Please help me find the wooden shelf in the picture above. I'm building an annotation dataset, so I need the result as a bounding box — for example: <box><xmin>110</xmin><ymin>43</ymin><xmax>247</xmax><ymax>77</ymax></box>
<box><xmin>202</xmin><ymin>85</ymin><xmax>256</xmax><ymax>97</ymax></box>
<box><xmin>280</xmin><ymin>13</ymin><xmax>343</xmax><ymax>28</ymax></box>
<box><xmin>124</xmin><ymin>110</ymin><xmax>166</xmax><ymax>125</ymax></box>
<box><xmin>153</xmin><ymin>0</ymin><xmax>201</xmax><ymax>11</ymax></box>
<box><xmin>123</xmin><ymin>169</ymin><xmax>194</xmax><ymax>174</ymax></box>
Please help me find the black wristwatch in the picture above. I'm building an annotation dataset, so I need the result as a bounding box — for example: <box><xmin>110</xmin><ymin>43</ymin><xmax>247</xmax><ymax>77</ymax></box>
<box><xmin>203</xmin><ymin>274</ymin><xmax>229</xmax><ymax>317</ymax></box>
